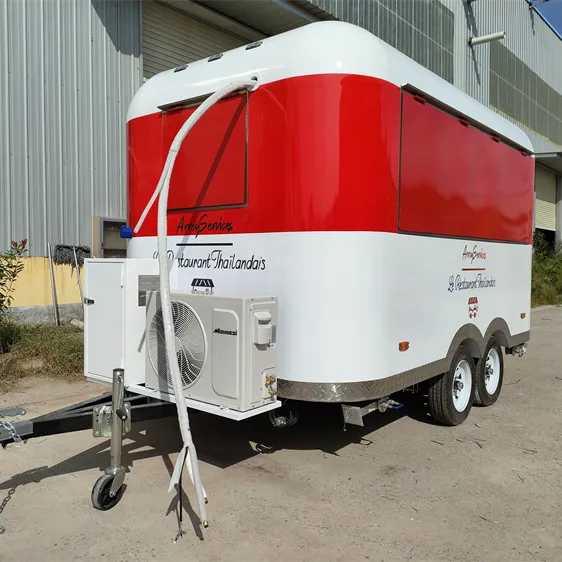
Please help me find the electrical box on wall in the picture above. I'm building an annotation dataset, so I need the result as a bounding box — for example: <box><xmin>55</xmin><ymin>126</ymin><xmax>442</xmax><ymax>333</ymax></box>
<box><xmin>92</xmin><ymin>216</ymin><xmax>127</xmax><ymax>258</ymax></box>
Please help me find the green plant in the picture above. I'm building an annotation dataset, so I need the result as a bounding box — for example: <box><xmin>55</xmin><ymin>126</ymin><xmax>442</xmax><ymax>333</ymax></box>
<box><xmin>0</xmin><ymin>239</ymin><xmax>28</xmax><ymax>314</ymax></box>
<box><xmin>0</xmin><ymin>325</ymin><xmax>83</xmax><ymax>391</ymax></box>
<box><xmin>0</xmin><ymin>240</ymin><xmax>27</xmax><ymax>355</ymax></box>
<box><xmin>531</xmin><ymin>231</ymin><xmax>562</xmax><ymax>307</ymax></box>
<box><xmin>0</xmin><ymin>320</ymin><xmax>22</xmax><ymax>354</ymax></box>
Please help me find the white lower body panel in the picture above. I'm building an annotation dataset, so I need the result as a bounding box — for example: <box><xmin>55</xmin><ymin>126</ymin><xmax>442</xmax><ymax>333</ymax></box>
<box><xmin>128</xmin><ymin>232</ymin><xmax>531</xmax><ymax>401</ymax></box>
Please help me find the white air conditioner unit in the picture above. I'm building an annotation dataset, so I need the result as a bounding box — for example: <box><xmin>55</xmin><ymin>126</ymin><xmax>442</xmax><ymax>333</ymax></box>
<box><xmin>145</xmin><ymin>291</ymin><xmax>278</xmax><ymax>413</ymax></box>
<box><xmin>84</xmin><ymin>258</ymin><xmax>280</xmax><ymax>420</ymax></box>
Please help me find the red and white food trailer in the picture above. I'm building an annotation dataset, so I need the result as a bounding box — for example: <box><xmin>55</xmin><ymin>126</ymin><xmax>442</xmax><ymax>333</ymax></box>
<box><xmin>1</xmin><ymin>19</ymin><xmax>535</xmax><ymax>523</ymax></box>
<box><xmin>124</xmin><ymin>21</ymin><xmax>533</xmax><ymax>427</ymax></box>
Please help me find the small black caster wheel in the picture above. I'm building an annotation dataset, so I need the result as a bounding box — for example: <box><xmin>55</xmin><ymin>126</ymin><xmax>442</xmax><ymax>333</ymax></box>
<box><xmin>91</xmin><ymin>473</ymin><xmax>124</xmax><ymax>511</ymax></box>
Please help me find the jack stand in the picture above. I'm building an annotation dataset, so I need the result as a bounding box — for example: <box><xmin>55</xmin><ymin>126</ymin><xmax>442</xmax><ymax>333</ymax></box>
<box><xmin>91</xmin><ymin>368</ymin><xmax>127</xmax><ymax>510</ymax></box>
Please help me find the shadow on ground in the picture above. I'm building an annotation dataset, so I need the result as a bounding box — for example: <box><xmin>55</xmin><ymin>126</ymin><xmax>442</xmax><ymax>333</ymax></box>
<box><xmin>0</xmin><ymin>390</ymin><xmax>435</xmax><ymax>495</ymax></box>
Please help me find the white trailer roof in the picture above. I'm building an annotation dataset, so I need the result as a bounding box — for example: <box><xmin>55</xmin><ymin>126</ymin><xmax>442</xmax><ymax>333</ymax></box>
<box><xmin>127</xmin><ymin>21</ymin><xmax>533</xmax><ymax>153</ymax></box>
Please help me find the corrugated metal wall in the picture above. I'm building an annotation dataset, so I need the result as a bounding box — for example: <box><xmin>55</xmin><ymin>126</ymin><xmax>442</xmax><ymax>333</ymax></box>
<box><xmin>535</xmin><ymin>165</ymin><xmax>557</xmax><ymax>231</ymax></box>
<box><xmin>0</xmin><ymin>0</ymin><xmax>142</xmax><ymax>257</ymax></box>
<box><xmin>440</xmin><ymin>0</ymin><xmax>562</xmax><ymax>153</ymax></box>
<box><xmin>308</xmin><ymin>0</ymin><xmax>455</xmax><ymax>83</ymax></box>
<box><xmin>142</xmin><ymin>0</ymin><xmax>246</xmax><ymax>79</ymax></box>
<box><xmin>305</xmin><ymin>0</ymin><xmax>562</xmax><ymax>154</ymax></box>
<box><xmin>490</xmin><ymin>42</ymin><xmax>562</xmax><ymax>147</ymax></box>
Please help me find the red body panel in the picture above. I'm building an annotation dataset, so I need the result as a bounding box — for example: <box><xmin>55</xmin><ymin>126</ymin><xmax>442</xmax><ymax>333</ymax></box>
<box><xmin>399</xmin><ymin>92</ymin><xmax>534</xmax><ymax>244</ymax></box>
<box><xmin>128</xmin><ymin>75</ymin><xmax>401</xmax><ymax>237</ymax></box>
<box><xmin>127</xmin><ymin>74</ymin><xmax>533</xmax><ymax>243</ymax></box>
<box><xmin>163</xmin><ymin>96</ymin><xmax>248</xmax><ymax>212</ymax></box>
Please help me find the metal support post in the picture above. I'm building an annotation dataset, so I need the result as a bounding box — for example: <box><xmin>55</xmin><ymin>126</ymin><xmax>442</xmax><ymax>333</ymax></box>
<box><xmin>72</xmin><ymin>247</ymin><xmax>84</xmax><ymax>303</ymax></box>
<box><xmin>106</xmin><ymin>368</ymin><xmax>127</xmax><ymax>497</ymax></box>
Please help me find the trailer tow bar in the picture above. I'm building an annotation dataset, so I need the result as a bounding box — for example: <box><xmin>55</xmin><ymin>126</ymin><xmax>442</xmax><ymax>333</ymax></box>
<box><xmin>0</xmin><ymin>408</ymin><xmax>26</xmax><ymax>535</ymax></box>
<box><xmin>0</xmin><ymin>368</ymin><xmax>180</xmax><ymax>521</ymax></box>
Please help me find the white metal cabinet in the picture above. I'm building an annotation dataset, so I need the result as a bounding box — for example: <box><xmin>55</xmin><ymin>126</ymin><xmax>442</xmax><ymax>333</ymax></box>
<box><xmin>84</xmin><ymin>258</ymin><xmax>159</xmax><ymax>386</ymax></box>
<box><xmin>84</xmin><ymin>260</ymin><xmax>123</xmax><ymax>385</ymax></box>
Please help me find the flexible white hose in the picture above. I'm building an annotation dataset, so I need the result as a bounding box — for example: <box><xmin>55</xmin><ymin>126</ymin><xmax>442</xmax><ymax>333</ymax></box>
<box><xmin>146</xmin><ymin>80</ymin><xmax>257</xmax><ymax>528</ymax></box>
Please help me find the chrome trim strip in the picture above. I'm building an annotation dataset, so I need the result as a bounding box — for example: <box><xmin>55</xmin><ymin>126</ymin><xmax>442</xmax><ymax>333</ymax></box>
<box><xmin>277</xmin><ymin>326</ymin><xmax>530</xmax><ymax>403</ymax></box>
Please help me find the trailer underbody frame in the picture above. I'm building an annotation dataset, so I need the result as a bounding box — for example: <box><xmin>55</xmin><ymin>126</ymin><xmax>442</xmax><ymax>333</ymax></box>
<box><xmin>0</xmin><ymin>386</ymin><xmax>177</xmax><ymax>447</ymax></box>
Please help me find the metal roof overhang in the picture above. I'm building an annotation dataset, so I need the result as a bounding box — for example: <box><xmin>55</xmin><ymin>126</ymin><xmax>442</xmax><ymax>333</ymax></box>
<box><xmin>535</xmin><ymin>152</ymin><xmax>562</xmax><ymax>175</ymax></box>
<box><xmin>159</xmin><ymin>0</ymin><xmax>334</xmax><ymax>40</ymax></box>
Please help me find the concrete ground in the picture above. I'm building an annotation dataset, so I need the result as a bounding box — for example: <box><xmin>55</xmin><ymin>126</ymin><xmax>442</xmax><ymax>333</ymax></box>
<box><xmin>1</xmin><ymin>308</ymin><xmax>561</xmax><ymax>562</ymax></box>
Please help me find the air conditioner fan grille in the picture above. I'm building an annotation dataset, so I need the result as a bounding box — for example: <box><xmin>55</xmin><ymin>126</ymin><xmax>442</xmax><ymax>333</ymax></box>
<box><xmin>147</xmin><ymin>300</ymin><xmax>206</xmax><ymax>388</ymax></box>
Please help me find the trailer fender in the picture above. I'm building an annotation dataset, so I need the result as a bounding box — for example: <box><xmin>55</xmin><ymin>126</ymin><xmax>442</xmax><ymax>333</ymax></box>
<box><xmin>446</xmin><ymin>318</ymin><xmax>527</xmax><ymax>367</ymax></box>
<box><xmin>457</xmin><ymin>337</ymin><xmax>481</xmax><ymax>362</ymax></box>
<box><xmin>443</xmin><ymin>323</ymin><xmax>484</xmax><ymax>366</ymax></box>
<box><xmin>483</xmin><ymin>318</ymin><xmax>513</xmax><ymax>350</ymax></box>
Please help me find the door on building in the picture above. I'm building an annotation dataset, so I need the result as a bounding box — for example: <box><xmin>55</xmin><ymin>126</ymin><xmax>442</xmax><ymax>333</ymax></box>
<box><xmin>142</xmin><ymin>0</ymin><xmax>247</xmax><ymax>80</ymax></box>
<box><xmin>535</xmin><ymin>165</ymin><xmax>557</xmax><ymax>247</ymax></box>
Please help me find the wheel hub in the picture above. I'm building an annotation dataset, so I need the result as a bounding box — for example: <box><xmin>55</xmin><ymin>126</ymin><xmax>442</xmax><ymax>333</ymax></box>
<box><xmin>484</xmin><ymin>348</ymin><xmax>501</xmax><ymax>394</ymax></box>
<box><xmin>452</xmin><ymin>360</ymin><xmax>472</xmax><ymax>412</ymax></box>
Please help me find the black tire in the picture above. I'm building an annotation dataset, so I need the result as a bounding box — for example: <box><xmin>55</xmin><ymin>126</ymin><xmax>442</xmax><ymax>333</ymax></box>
<box><xmin>91</xmin><ymin>473</ymin><xmax>124</xmax><ymax>511</ymax></box>
<box><xmin>428</xmin><ymin>346</ymin><xmax>476</xmax><ymax>426</ymax></box>
<box><xmin>474</xmin><ymin>337</ymin><xmax>504</xmax><ymax>407</ymax></box>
